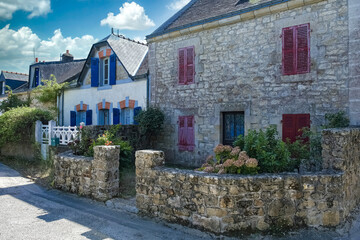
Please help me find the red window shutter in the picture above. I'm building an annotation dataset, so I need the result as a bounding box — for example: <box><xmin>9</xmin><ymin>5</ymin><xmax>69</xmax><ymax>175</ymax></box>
<box><xmin>296</xmin><ymin>24</ymin><xmax>310</xmax><ymax>74</ymax></box>
<box><xmin>178</xmin><ymin>49</ymin><xmax>186</xmax><ymax>85</ymax></box>
<box><xmin>178</xmin><ymin>116</ymin><xmax>187</xmax><ymax>151</ymax></box>
<box><xmin>186</xmin><ymin>116</ymin><xmax>195</xmax><ymax>151</ymax></box>
<box><xmin>186</xmin><ymin>47</ymin><xmax>195</xmax><ymax>84</ymax></box>
<box><xmin>282</xmin><ymin>27</ymin><xmax>295</xmax><ymax>75</ymax></box>
<box><xmin>295</xmin><ymin>114</ymin><xmax>310</xmax><ymax>141</ymax></box>
<box><xmin>282</xmin><ymin>114</ymin><xmax>296</xmax><ymax>143</ymax></box>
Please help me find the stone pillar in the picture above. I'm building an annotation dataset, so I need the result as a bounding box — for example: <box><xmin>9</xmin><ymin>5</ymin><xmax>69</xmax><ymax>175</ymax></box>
<box><xmin>135</xmin><ymin>150</ymin><xmax>164</xmax><ymax>212</ymax></box>
<box><xmin>35</xmin><ymin>120</ymin><xmax>42</xmax><ymax>143</ymax></box>
<box><xmin>92</xmin><ymin>145</ymin><xmax>120</xmax><ymax>201</ymax></box>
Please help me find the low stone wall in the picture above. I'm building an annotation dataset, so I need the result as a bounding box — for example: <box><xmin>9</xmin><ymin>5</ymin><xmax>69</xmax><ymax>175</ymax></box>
<box><xmin>136</xmin><ymin>128</ymin><xmax>360</xmax><ymax>233</ymax></box>
<box><xmin>54</xmin><ymin>145</ymin><xmax>120</xmax><ymax>201</ymax></box>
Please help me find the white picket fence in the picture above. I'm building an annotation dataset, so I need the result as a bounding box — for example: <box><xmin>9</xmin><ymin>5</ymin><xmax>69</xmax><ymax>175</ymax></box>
<box><xmin>35</xmin><ymin>120</ymin><xmax>79</xmax><ymax>146</ymax></box>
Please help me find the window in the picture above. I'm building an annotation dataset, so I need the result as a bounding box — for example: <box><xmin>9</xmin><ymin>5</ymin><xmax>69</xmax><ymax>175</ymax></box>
<box><xmin>103</xmin><ymin>58</ymin><xmax>109</xmax><ymax>85</ymax></box>
<box><xmin>178</xmin><ymin>116</ymin><xmax>195</xmax><ymax>151</ymax></box>
<box><xmin>222</xmin><ymin>112</ymin><xmax>244</xmax><ymax>146</ymax></box>
<box><xmin>77</xmin><ymin>111</ymin><xmax>86</xmax><ymax>126</ymax></box>
<box><xmin>282</xmin><ymin>23</ymin><xmax>310</xmax><ymax>75</ymax></box>
<box><xmin>282</xmin><ymin>114</ymin><xmax>310</xmax><ymax>143</ymax></box>
<box><xmin>178</xmin><ymin>46</ymin><xmax>195</xmax><ymax>85</ymax></box>
<box><xmin>121</xmin><ymin>108</ymin><xmax>133</xmax><ymax>125</ymax></box>
<box><xmin>32</xmin><ymin>68</ymin><xmax>40</xmax><ymax>88</ymax></box>
<box><xmin>99</xmin><ymin>109</ymin><xmax>110</xmax><ymax>125</ymax></box>
<box><xmin>0</xmin><ymin>81</ymin><xmax>4</xmax><ymax>95</ymax></box>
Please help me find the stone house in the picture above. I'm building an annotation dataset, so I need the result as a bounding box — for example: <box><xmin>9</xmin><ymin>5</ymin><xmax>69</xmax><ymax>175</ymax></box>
<box><xmin>147</xmin><ymin>0</ymin><xmax>360</xmax><ymax>166</ymax></box>
<box><xmin>59</xmin><ymin>34</ymin><xmax>148</xmax><ymax>127</ymax></box>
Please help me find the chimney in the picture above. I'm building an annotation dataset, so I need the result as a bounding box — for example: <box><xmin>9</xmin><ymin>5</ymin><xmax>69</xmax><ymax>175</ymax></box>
<box><xmin>62</xmin><ymin>50</ymin><xmax>74</xmax><ymax>62</ymax></box>
<box><xmin>35</xmin><ymin>57</ymin><xmax>38</xmax><ymax>63</ymax></box>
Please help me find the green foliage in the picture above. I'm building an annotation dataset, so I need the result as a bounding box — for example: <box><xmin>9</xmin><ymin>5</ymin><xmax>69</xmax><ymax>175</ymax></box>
<box><xmin>323</xmin><ymin>111</ymin><xmax>350</xmax><ymax>128</ymax></box>
<box><xmin>234</xmin><ymin>126</ymin><xmax>294</xmax><ymax>173</ymax></box>
<box><xmin>0</xmin><ymin>107</ymin><xmax>53</xmax><ymax>147</ymax></box>
<box><xmin>0</xmin><ymin>88</ymin><xmax>30</xmax><ymax>113</ymax></box>
<box><xmin>134</xmin><ymin>107</ymin><xmax>164</xmax><ymax>136</ymax></box>
<box><xmin>34</xmin><ymin>75</ymin><xmax>68</xmax><ymax>108</ymax></box>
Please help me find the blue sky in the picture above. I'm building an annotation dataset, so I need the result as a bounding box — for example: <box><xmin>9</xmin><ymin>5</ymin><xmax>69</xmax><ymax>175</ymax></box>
<box><xmin>0</xmin><ymin>0</ymin><xmax>190</xmax><ymax>73</ymax></box>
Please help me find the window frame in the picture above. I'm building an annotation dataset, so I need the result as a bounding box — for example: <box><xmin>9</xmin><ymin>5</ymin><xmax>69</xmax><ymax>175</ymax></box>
<box><xmin>103</xmin><ymin>57</ymin><xmax>110</xmax><ymax>85</ymax></box>
<box><xmin>222</xmin><ymin>111</ymin><xmax>245</xmax><ymax>146</ymax></box>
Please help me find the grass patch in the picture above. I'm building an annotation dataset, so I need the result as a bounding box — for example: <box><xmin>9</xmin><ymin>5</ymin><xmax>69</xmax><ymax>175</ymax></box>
<box><xmin>0</xmin><ymin>156</ymin><xmax>54</xmax><ymax>188</ymax></box>
<box><xmin>119</xmin><ymin>166</ymin><xmax>136</xmax><ymax>199</ymax></box>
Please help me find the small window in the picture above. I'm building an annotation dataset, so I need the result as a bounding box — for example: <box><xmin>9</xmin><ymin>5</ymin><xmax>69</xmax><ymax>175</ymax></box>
<box><xmin>222</xmin><ymin>112</ymin><xmax>244</xmax><ymax>146</ymax></box>
<box><xmin>282</xmin><ymin>114</ymin><xmax>310</xmax><ymax>143</ymax></box>
<box><xmin>103</xmin><ymin>58</ymin><xmax>109</xmax><ymax>85</ymax></box>
<box><xmin>32</xmin><ymin>68</ymin><xmax>40</xmax><ymax>88</ymax></box>
<box><xmin>99</xmin><ymin>109</ymin><xmax>110</xmax><ymax>125</ymax></box>
<box><xmin>121</xmin><ymin>108</ymin><xmax>133</xmax><ymax>125</ymax></box>
<box><xmin>178</xmin><ymin>115</ymin><xmax>195</xmax><ymax>151</ymax></box>
<box><xmin>282</xmin><ymin>23</ymin><xmax>310</xmax><ymax>75</ymax></box>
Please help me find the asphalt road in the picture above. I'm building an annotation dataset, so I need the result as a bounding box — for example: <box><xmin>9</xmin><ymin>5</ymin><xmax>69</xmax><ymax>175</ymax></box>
<box><xmin>0</xmin><ymin>163</ymin><xmax>214</xmax><ymax>240</ymax></box>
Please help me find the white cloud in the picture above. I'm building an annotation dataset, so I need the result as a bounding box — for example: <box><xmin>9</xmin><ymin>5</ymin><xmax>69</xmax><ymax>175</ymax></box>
<box><xmin>0</xmin><ymin>0</ymin><xmax>51</xmax><ymax>20</ymax></box>
<box><xmin>167</xmin><ymin>0</ymin><xmax>190</xmax><ymax>11</ymax></box>
<box><xmin>134</xmin><ymin>36</ymin><xmax>147</xmax><ymax>44</ymax></box>
<box><xmin>100</xmin><ymin>2</ymin><xmax>155</xmax><ymax>31</ymax></box>
<box><xmin>0</xmin><ymin>24</ymin><xmax>97</xmax><ymax>73</ymax></box>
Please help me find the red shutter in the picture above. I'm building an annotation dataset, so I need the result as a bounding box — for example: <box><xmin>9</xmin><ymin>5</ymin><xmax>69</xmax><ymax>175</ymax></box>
<box><xmin>178</xmin><ymin>49</ymin><xmax>186</xmax><ymax>85</ymax></box>
<box><xmin>296</xmin><ymin>24</ymin><xmax>310</xmax><ymax>74</ymax></box>
<box><xmin>282</xmin><ymin>114</ymin><xmax>296</xmax><ymax>143</ymax></box>
<box><xmin>295</xmin><ymin>114</ymin><xmax>310</xmax><ymax>141</ymax></box>
<box><xmin>282</xmin><ymin>27</ymin><xmax>295</xmax><ymax>75</ymax></box>
<box><xmin>186</xmin><ymin>47</ymin><xmax>195</xmax><ymax>84</ymax></box>
<box><xmin>178</xmin><ymin>116</ymin><xmax>187</xmax><ymax>151</ymax></box>
<box><xmin>186</xmin><ymin>116</ymin><xmax>195</xmax><ymax>151</ymax></box>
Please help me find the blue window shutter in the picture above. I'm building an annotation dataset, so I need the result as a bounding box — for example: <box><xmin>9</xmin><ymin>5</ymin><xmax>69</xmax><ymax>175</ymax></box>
<box><xmin>86</xmin><ymin>110</ymin><xmax>92</xmax><ymax>125</ymax></box>
<box><xmin>134</xmin><ymin>107</ymin><xmax>142</xmax><ymax>125</ymax></box>
<box><xmin>110</xmin><ymin>54</ymin><xmax>116</xmax><ymax>85</ymax></box>
<box><xmin>91</xmin><ymin>58</ymin><xmax>99</xmax><ymax>87</ymax></box>
<box><xmin>113</xmin><ymin>108</ymin><xmax>120</xmax><ymax>125</ymax></box>
<box><xmin>120</xmin><ymin>109</ymin><xmax>125</xmax><ymax>125</ymax></box>
<box><xmin>99</xmin><ymin>110</ymin><xmax>104</xmax><ymax>125</ymax></box>
<box><xmin>35</xmin><ymin>68</ymin><xmax>39</xmax><ymax>87</ymax></box>
<box><xmin>70</xmin><ymin>111</ymin><xmax>76</xmax><ymax>126</ymax></box>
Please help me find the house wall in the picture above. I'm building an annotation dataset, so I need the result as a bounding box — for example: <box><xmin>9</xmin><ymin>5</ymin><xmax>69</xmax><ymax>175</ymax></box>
<box><xmin>348</xmin><ymin>0</ymin><xmax>360</xmax><ymax>125</ymax></box>
<box><xmin>148</xmin><ymin>0</ymin><xmax>349</xmax><ymax>166</ymax></box>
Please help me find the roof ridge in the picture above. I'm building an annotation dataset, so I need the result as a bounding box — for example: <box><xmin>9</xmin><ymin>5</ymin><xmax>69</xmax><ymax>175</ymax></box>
<box><xmin>110</xmin><ymin>33</ymin><xmax>148</xmax><ymax>46</ymax></box>
<box><xmin>2</xmin><ymin>70</ymin><xmax>29</xmax><ymax>76</ymax></box>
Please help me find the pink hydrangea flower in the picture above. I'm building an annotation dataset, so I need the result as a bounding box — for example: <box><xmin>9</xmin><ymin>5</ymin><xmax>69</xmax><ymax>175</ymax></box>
<box><xmin>245</xmin><ymin>158</ymin><xmax>258</xmax><ymax>168</ymax></box>
<box><xmin>223</xmin><ymin>159</ymin><xmax>234</xmax><ymax>167</ymax></box>
<box><xmin>230</xmin><ymin>146</ymin><xmax>241</xmax><ymax>157</ymax></box>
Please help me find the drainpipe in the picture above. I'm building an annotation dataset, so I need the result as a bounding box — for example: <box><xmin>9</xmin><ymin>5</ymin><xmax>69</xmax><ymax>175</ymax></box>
<box><xmin>146</xmin><ymin>71</ymin><xmax>150</xmax><ymax>108</ymax></box>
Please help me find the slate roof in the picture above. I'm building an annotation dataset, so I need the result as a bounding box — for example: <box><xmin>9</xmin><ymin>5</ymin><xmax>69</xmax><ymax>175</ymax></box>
<box><xmin>1</xmin><ymin>71</ymin><xmax>28</xmax><ymax>82</ymax></box>
<box><xmin>106</xmin><ymin>34</ymin><xmax>148</xmax><ymax>76</ymax></box>
<box><xmin>148</xmin><ymin>0</ymin><xmax>284</xmax><ymax>39</ymax></box>
<box><xmin>32</xmin><ymin>59</ymin><xmax>86</xmax><ymax>84</ymax></box>
<box><xmin>12</xmin><ymin>83</ymin><xmax>29</xmax><ymax>94</ymax></box>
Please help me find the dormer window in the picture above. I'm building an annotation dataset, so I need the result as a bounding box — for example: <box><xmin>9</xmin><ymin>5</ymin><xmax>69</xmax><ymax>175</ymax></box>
<box><xmin>103</xmin><ymin>58</ymin><xmax>109</xmax><ymax>85</ymax></box>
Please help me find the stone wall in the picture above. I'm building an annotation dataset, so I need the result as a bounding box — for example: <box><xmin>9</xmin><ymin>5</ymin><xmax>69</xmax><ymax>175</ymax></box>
<box><xmin>54</xmin><ymin>145</ymin><xmax>120</xmax><ymax>201</ymax></box>
<box><xmin>148</xmin><ymin>0</ymin><xmax>350</xmax><ymax>166</ymax></box>
<box><xmin>136</xmin><ymin>128</ymin><xmax>360</xmax><ymax>233</ymax></box>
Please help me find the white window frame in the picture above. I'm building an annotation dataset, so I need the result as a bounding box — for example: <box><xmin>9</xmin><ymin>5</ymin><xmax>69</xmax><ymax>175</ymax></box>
<box><xmin>103</xmin><ymin>57</ymin><xmax>109</xmax><ymax>85</ymax></box>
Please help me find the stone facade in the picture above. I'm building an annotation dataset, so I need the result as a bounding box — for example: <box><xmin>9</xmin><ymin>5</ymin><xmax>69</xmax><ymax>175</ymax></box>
<box><xmin>148</xmin><ymin>0</ymin><xmax>354</xmax><ymax>166</ymax></box>
<box><xmin>54</xmin><ymin>145</ymin><xmax>120</xmax><ymax>201</ymax></box>
<box><xmin>136</xmin><ymin>128</ymin><xmax>360</xmax><ymax>233</ymax></box>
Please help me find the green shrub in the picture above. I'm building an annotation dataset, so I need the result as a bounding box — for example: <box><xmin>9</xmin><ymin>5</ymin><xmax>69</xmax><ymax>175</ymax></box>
<box><xmin>233</xmin><ymin>126</ymin><xmax>294</xmax><ymax>173</ymax></box>
<box><xmin>0</xmin><ymin>107</ymin><xmax>53</xmax><ymax>147</ymax></box>
<box><xmin>323</xmin><ymin>111</ymin><xmax>350</xmax><ymax>128</ymax></box>
<box><xmin>134</xmin><ymin>107</ymin><xmax>164</xmax><ymax>137</ymax></box>
<box><xmin>0</xmin><ymin>89</ymin><xmax>30</xmax><ymax>113</ymax></box>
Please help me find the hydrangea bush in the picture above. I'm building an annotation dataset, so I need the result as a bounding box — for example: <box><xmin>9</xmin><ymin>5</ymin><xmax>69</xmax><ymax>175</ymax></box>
<box><xmin>196</xmin><ymin>144</ymin><xmax>259</xmax><ymax>175</ymax></box>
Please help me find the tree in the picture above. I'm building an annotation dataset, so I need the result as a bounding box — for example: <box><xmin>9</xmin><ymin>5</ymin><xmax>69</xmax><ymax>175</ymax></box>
<box><xmin>0</xmin><ymin>87</ymin><xmax>30</xmax><ymax>113</ymax></box>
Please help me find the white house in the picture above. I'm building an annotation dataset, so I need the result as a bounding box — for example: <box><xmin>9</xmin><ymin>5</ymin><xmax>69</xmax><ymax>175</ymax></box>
<box><xmin>59</xmin><ymin>34</ymin><xmax>149</xmax><ymax>126</ymax></box>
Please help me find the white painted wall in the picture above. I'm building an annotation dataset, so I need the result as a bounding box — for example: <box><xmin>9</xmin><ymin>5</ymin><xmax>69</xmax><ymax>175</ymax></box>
<box><xmin>62</xmin><ymin>78</ymin><xmax>147</xmax><ymax>126</ymax></box>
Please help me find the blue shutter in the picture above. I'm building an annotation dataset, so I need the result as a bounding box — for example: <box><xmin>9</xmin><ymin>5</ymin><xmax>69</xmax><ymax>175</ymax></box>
<box><xmin>110</xmin><ymin>54</ymin><xmax>116</xmax><ymax>85</ymax></box>
<box><xmin>99</xmin><ymin>110</ymin><xmax>104</xmax><ymax>125</ymax></box>
<box><xmin>70</xmin><ymin>111</ymin><xmax>76</xmax><ymax>126</ymax></box>
<box><xmin>134</xmin><ymin>107</ymin><xmax>142</xmax><ymax>125</ymax></box>
<box><xmin>91</xmin><ymin>58</ymin><xmax>99</xmax><ymax>87</ymax></box>
<box><xmin>35</xmin><ymin>68</ymin><xmax>39</xmax><ymax>87</ymax></box>
<box><xmin>113</xmin><ymin>108</ymin><xmax>120</xmax><ymax>125</ymax></box>
<box><xmin>86</xmin><ymin>110</ymin><xmax>92</xmax><ymax>125</ymax></box>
